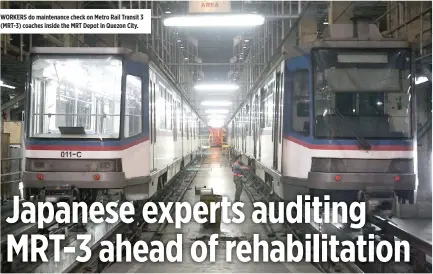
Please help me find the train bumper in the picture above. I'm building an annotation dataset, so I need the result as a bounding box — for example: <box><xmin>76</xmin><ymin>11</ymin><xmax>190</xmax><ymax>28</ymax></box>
<box><xmin>22</xmin><ymin>171</ymin><xmax>126</xmax><ymax>189</ymax></box>
<box><xmin>306</xmin><ymin>172</ymin><xmax>416</xmax><ymax>191</ymax></box>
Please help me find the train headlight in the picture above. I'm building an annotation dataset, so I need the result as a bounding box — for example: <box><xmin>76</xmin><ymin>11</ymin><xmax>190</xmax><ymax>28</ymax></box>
<box><xmin>388</xmin><ymin>159</ymin><xmax>413</xmax><ymax>173</ymax></box>
<box><xmin>26</xmin><ymin>159</ymin><xmax>47</xmax><ymax>171</ymax></box>
<box><xmin>98</xmin><ymin>160</ymin><xmax>121</xmax><ymax>172</ymax></box>
<box><xmin>311</xmin><ymin>158</ymin><xmax>345</xmax><ymax>173</ymax></box>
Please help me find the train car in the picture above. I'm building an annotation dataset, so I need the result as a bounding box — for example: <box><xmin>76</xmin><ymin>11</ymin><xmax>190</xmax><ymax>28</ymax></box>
<box><xmin>22</xmin><ymin>47</ymin><xmax>204</xmax><ymax>203</ymax></box>
<box><xmin>228</xmin><ymin>22</ymin><xmax>417</xmax><ymax>214</ymax></box>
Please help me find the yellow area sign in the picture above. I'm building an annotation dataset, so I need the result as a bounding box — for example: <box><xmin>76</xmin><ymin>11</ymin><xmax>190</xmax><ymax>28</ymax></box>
<box><xmin>189</xmin><ymin>0</ymin><xmax>231</xmax><ymax>13</ymax></box>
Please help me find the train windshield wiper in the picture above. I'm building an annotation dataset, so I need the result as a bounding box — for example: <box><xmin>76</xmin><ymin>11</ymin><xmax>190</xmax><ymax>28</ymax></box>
<box><xmin>334</xmin><ymin>109</ymin><xmax>371</xmax><ymax>151</ymax></box>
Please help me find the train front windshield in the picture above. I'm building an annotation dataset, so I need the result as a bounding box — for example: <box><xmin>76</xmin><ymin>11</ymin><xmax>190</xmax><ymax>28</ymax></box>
<box><xmin>28</xmin><ymin>55</ymin><xmax>123</xmax><ymax>139</ymax></box>
<box><xmin>312</xmin><ymin>49</ymin><xmax>412</xmax><ymax>139</ymax></box>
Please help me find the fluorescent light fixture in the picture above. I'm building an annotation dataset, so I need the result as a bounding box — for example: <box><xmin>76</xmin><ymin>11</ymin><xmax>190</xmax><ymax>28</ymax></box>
<box><xmin>163</xmin><ymin>14</ymin><xmax>265</xmax><ymax>27</ymax></box>
<box><xmin>323</xmin><ymin>22</ymin><xmax>329</xmax><ymax>25</ymax></box>
<box><xmin>194</xmin><ymin>83</ymin><xmax>239</xmax><ymax>91</ymax></box>
<box><xmin>207</xmin><ymin>114</ymin><xmax>226</xmax><ymax>119</ymax></box>
<box><xmin>245</xmin><ymin>39</ymin><xmax>249</xmax><ymax>42</ymax></box>
<box><xmin>415</xmin><ymin>76</ymin><xmax>428</xmax><ymax>85</ymax></box>
<box><xmin>201</xmin><ymin>101</ymin><xmax>232</xmax><ymax>107</ymax></box>
<box><xmin>205</xmin><ymin>109</ymin><xmax>229</xmax><ymax>114</ymax></box>
<box><xmin>208</xmin><ymin>119</ymin><xmax>225</xmax><ymax>128</ymax></box>
<box><xmin>0</xmin><ymin>81</ymin><xmax>15</xmax><ymax>89</ymax></box>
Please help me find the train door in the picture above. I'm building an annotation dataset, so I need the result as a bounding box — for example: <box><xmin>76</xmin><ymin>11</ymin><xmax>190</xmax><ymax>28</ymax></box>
<box><xmin>124</xmin><ymin>59</ymin><xmax>149</xmax><ymax>169</ymax></box>
<box><xmin>149</xmin><ymin>78</ymin><xmax>156</xmax><ymax>171</ymax></box>
<box><xmin>273</xmin><ymin>72</ymin><xmax>281</xmax><ymax>170</ymax></box>
<box><xmin>253</xmin><ymin>94</ymin><xmax>259</xmax><ymax>158</ymax></box>
<box><xmin>242</xmin><ymin>107</ymin><xmax>246</xmax><ymax>153</ymax></box>
<box><xmin>286</xmin><ymin>56</ymin><xmax>311</xmax><ymax>144</ymax></box>
<box><xmin>278</xmin><ymin>69</ymin><xmax>284</xmax><ymax>172</ymax></box>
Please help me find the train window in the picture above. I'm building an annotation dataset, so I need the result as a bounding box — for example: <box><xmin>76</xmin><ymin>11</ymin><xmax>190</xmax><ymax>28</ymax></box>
<box><xmin>297</xmin><ymin>102</ymin><xmax>309</xmax><ymax>117</ymax></box>
<box><xmin>29</xmin><ymin>56</ymin><xmax>122</xmax><ymax>139</ymax></box>
<box><xmin>260</xmin><ymin>88</ymin><xmax>266</xmax><ymax>128</ymax></box>
<box><xmin>172</xmin><ymin>99</ymin><xmax>177</xmax><ymax>141</ymax></box>
<box><xmin>177</xmin><ymin>102</ymin><xmax>181</xmax><ymax>133</ymax></box>
<box><xmin>245</xmin><ymin>104</ymin><xmax>250</xmax><ymax>135</ymax></box>
<box><xmin>166</xmin><ymin>92</ymin><xmax>172</xmax><ymax>130</ymax></box>
<box><xmin>186</xmin><ymin>110</ymin><xmax>189</xmax><ymax>140</ymax></box>
<box><xmin>264</xmin><ymin>93</ymin><xmax>274</xmax><ymax>128</ymax></box>
<box><xmin>291</xmin><ymin>70</ymin><xmax>310</xmax><ymax>136</ymax></box>
<box><xmin>124</xmin><ymin>75</ymin><xmax>142</xmax><ymax>138</ymax></box>
<box><xmin>159</xmin><ymin>87</ymin><xmax>166</xmax><ymax>129</ymax></box>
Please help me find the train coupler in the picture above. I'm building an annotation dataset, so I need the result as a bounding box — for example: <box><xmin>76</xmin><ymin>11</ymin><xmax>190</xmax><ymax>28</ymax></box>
<box><xmin>358</xmin><ymin>190</ymin><xmax>396</xmax><ymax>218</ymax></box>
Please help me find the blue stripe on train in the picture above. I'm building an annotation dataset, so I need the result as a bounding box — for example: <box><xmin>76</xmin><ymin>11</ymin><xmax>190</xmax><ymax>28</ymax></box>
<box><xmin>286</xmin><ymin>131</ymin><xmax>413</xmax><ymax>146</ymax></box>
<box><xmin>26</xmin><ymin>132</ymin><xmax>149</xmax><ymax>146</ymax></box>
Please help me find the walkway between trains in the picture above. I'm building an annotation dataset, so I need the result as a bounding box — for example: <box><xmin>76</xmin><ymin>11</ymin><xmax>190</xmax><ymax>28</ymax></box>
<box><xmin>105</xmin><ymin>148</ymin><xmax>319</xmax><ymax>273</ymax></box>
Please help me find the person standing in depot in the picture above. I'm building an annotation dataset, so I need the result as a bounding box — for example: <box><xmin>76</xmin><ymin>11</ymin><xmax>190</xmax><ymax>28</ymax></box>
<box><xmin>232</xmin><ymin>156</ymin><xmax>249</xmax><ymax>202</ymax></box>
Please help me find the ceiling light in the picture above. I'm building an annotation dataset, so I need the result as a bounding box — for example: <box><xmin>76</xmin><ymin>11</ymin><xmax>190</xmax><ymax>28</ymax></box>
<box><xmin>184</xmin><ymin>57</ymin><xmax>188</xmax><ymax>60</ymax></box>
<box><xmin>207</xmin><ymin>114</ymin><xmax>226</xmax><ymax>119</ymax></box>
<box><xmin>165</xmin><ymin>9</ymin><xmax>171</xmax><ymax>14</ymax></box>
<box><xmin>194</xmin><ymin>83</ymin><xmax>239</xmax><ymax>91</ymax></box>
<box><xmin>205</xmin><ymin>109</ymin><xmax>229</xmax><ymax>114</ymax></box>
<box><xmin>323</xmin><ymin>22</ymin><xmax>329</xmax><ymax>25</ymax></box>
<box><xmin>177</xmin><ymin>39</ymin><xmax>181</xmax><ymax>43</ymax></box>
<box><xmin>163</xmin><ymin>14</ymin><xmax>265</xmax><ymax>27</ymax></box>
<box><xmin>208</xmin><ymin>119</ymin><xmax>225</xmax><ymax>128</ymax></box>
<box><xmin>180</xmin><ymin>45</ymin><xmax>184</xmax><ymax>49</ymax></box>
<box><xmin>0</xmin><ymin>81</ymin><xmax>15</xmax><ymax>89</ymax></box>
<box><xmin>201</xmin><ymin>101</ymin><xmax>232</xmax><ymax>107</ymax></box>
<box><xmin>245</xmin><ymin>39</ymin><xmax>249</xmax><ymax>42</ymax></box>
<box><xmin>415</xmin><ymin>76</ymin><xmax>428</xmax><ymax>85</ymax></box>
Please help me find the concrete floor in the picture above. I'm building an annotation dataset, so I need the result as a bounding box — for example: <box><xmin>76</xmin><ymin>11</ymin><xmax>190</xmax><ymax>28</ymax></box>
<box><xmin>4</xmin><ymin>148</ymin><xmax>430</xmax><ymax>273</ymax></box>
<box><xmin>105</xmin><ymin>149</ymin><xmax>320</xmax><ymax>273</ymax></box>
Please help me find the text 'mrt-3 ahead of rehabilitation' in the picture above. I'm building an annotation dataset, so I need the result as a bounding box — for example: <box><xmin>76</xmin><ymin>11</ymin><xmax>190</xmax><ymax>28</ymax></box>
<box><xmin>6</xmin><ymin>195</ymin><xmax>410</xmax><ymax>264</ymax></box>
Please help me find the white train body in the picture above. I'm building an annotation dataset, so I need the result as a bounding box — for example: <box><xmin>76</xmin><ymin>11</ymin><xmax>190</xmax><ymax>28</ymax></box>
<box><xmin>228</xmin><ymin>23</ymin><xmax>417</xmax><ymax>205</ymax></box>
<box><xmin>22</xmin><ymin>47</ymin><xmax>203</xmax><ymax>202</ymax></box>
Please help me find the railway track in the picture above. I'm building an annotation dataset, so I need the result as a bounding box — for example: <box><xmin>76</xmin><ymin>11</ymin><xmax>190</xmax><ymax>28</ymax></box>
<box><xmin>66</xmin><ymin>154</ymin><xmax>207</xmax><ymax>273</ymax></box>
<box><xmin>1</xmin><ymin>198</ymin><xmax>117</xmax><ymax>273</ymax></box>
<box><xmin>238</xmin><ymin>158</ymin><xmax>432</xmax><ymax>273</ymax></box>
<box><xmin>1</xmin><ymin>154</ymin><xmax>207</xmax><ymax>274</ymax></box>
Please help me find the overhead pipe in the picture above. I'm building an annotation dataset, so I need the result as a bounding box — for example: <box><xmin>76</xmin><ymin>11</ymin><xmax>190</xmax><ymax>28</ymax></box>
<box><xmin>154</xmin><ymin>14</ymin><xmax>299</xmax><ymax>20</ymax></box>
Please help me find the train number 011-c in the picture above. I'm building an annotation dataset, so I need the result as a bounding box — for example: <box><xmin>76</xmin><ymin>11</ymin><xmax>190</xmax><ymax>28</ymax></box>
<box><xmin>60</xmin><ymin>151</ymin><xmax>82</xmax><ymax>158</ymax></box>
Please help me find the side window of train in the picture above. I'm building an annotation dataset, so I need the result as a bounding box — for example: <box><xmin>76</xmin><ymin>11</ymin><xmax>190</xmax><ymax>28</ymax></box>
<box><xmin>124</xmin><ymin>75</ymin><xmax>142</xmax><ymax>138</ymax></box>
<box><xmin>167</xmin><ymin>92</ymin><xmax>173</xmax><ymax>130</ymax></box>
<box><xmin>160</xmin><ymin>87</ymin><xmax>166</xmax><ymax>129</ymax></box>
<box><xmin>291</xmin><ymin>70</ymin><xmax>310</xmax><ymax>136</ymax></box>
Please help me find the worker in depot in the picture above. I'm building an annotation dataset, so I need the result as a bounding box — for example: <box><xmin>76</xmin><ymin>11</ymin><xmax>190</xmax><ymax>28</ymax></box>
<box><xmin>232</xmin><ymin>156</ymin><xmax>249</xmax><ymax>202</ymax></box>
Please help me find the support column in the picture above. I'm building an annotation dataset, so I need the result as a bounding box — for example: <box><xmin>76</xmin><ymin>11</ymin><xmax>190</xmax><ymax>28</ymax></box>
<box><xmin>51</xmin><ymin>1</ymin><xmax>84</xmax><ymax>46</ymax></box>
<box><xmin>298</xmin><ymin>4</ymin><xmax>317</xmax><ymax>44</ymax></box>
<box><xmin>328</xmin><ymin>1</ymin><xmax>354</xmax><ymax>24</ymax></box>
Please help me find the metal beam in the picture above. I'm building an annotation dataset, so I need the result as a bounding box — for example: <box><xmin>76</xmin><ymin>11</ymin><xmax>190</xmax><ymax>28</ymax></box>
<box><xmin>167</xmin><ymin>63</ymin><xmax>265</xmax><ymax>66</ymax></box>
<box><xmin>1</xmin><ymin>93</ymin><xmax>25</xmax><ymax>112</ymax></box>
<box><xmin>153</xmin><ymin>14</ymin><xmax>300</xmax><ymax>20</ymax></box>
